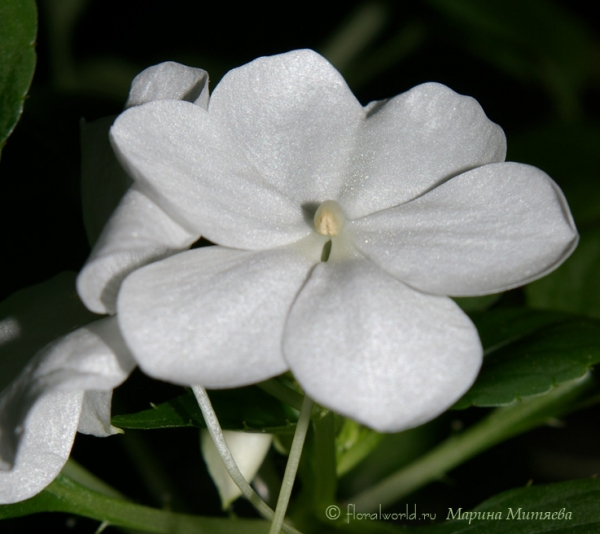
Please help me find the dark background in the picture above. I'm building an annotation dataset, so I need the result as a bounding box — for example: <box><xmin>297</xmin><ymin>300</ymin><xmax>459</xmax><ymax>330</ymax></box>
<box><xmin>2</xmin><ymin>1</ymin><xmax>600</xmax><ymax>532</ymax></box>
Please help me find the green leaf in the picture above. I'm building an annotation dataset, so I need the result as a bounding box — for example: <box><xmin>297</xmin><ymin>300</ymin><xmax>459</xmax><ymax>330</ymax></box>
<box><xmin>0</xmin><ymin>0</ymin><xmax>37</xmax><ymax>156</ymax></box>
<box><xmin>453</xmin><ymin>294</ymin><xmax>502</xmax><ymax>313</ymax></box>
<box><xmin>455</xmin><ymin>309</ymin><xmax>600</xmax><ymax>408</ymax></box>
<box><xmin>416</xmin><ymin>478</ymin><xmax>600</xmax><ymax>533</ymax></box>
<box><xmin>0</xmin><ymin>474</ymin><xmax>270</xmax><ymax>533</ymax></box>
<box><xmin>112</xmin><ymin>387</ymin><xmax>297</xmax><ymax>433</ymax></box>
<box><xmin>335</xmin><ymin>419</ymin><xmax>383</xmax><ymax>477</ymax></box>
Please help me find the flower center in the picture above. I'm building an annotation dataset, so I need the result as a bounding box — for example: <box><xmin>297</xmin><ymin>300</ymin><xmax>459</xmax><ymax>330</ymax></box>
<box><xmin>314</xmin><ymin>200</ymin><xmax>346</xmax><ymax>236</ymax></box>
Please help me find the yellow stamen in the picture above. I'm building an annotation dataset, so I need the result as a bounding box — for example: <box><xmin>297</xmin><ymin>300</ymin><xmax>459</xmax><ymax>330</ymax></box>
<box><xmin>314</xmin><ymin>200</ymin><xmax>346</xmax><ymax>236</ymax></box>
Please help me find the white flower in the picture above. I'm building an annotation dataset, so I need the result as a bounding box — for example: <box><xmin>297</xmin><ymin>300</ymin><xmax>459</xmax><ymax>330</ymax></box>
<box><xmin>0</xmin><ymin>273</ymin><xmax>135</xmax><ymax>504</ymax></box>
<box><xmin>78</xmin><ymin>61</ymin><xmax>210</xmax><ymax>314</ymax></box>
<box><xmin>96</xmin><ymin>50</ymin><xmax>576</xmax><ymax>433</ymax></box>
<box><xmin>201</xmin><ymin>430</ymin><xmax>272</xmax><ymax>509</ymax></box>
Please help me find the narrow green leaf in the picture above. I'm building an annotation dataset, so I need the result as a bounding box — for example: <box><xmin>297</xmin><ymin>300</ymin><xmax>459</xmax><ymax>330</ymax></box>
<box><xmin>335</xmin><ymin>419</ymin><xmax>383</xmax><ymax>477</ymax></box>
<box><xmin>0</xmin><ymin>0</ymin><xmax>37</xmax><ymax>155</ymax></box>
<box><xmin>455</xmin><ymin>309</ymin><xmax>600</xmax><ymax>408</ymax></box>
<box><xmin>0</xmin><ymin>474</ymin><xmax>270</xmax><ymax>533</ymax></box>
<box><xmin>112</xmin><ymin>387</ymin><xmax>297</xmax><ymax>433</ymax></box>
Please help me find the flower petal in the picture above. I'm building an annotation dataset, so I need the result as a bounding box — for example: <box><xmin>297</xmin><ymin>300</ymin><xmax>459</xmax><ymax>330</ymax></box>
<box><xmin>78</xmin><ymin>390</ymin><xmax>122</xmax><ymax>437</ymax></box>
<box><xmin>117</xmin><ymin>245</ymin><xmax>318</xmax><ymax>387</ymax></box>
<box><xmin>0</xmin><ymin>316</ymin><xmax>134</xmax><ymax>502</ymax></box>
<box><xmin>77</xmin><ymin>185</ymin><xmax>198</xmax><ymax>315</ymax></box>
<box><xmin>0</xmin><ymin>272</ymin><xmax>97</xmax><ymax>393</ymax></box>
<box><xmin>284</xmin><ymin>260</ymin><xmax>482</xmax><ymax>432</ymax></box>
<box><xmin>351</xmin><ymin>162</ymin><xmax>578</xmax><ymax>296</ymax></box>
<box><xmin>208</xmin><ymin>49</ymin><xmax>364</xmax><ymax>206</ymax></box>
<box><xmin>201</xmin><ymin>430</ymin><xmax>272</xmax><ymax>509</ymax></box>
<box><xmin>82</xmin><ymin>63</ymin><xmax>208</xmax><ymax>246</ymax></box>
<box><xmin>126</xmin><ymin>61</ymin><xmax>210</xmax><ymax>109</ymax></box>
<box><xmin>339</xmin><ymin>82</ymin><xmax>506</xmax><ymax>218</ymax></box>
<box><xmin>0</xmin><ymin>390</ymin><xmax>82</xmax><ymax>503</ymax></box>
<box><xmin>110</xmin><ymin>100</ymin><xmax>310</xmax><ymax>249</ymax></box>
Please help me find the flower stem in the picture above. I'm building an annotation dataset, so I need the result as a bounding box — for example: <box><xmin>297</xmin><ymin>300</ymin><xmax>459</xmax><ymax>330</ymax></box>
<box><xmin>348</xmin><ymin>375</ymin><xmax>589</xmax><ymax>513</ymax></box>
<box><xmin>257</xmin><ymin>378</ymin><xmax>305</xmax><ymax>411</ymax></box>
<box><xmin>191</xmin><ymin>386</ymin><xmax>303</xmax><ymax>534</ymax></box>
<box><xmin>269</xmin><ymin>395</ymin><xmax>314</xmax><ymax>534</ymax></box>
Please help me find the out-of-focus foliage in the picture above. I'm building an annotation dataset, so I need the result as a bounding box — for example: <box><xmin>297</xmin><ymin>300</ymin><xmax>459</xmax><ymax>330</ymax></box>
<box><xmin>0</xmin><ymin>0</ymin><xmax>36</xmax><ymax>157</ymax></box>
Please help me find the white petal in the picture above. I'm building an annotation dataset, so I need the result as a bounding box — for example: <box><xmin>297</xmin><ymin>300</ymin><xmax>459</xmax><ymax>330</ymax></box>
<box><xmin>82</xmin><ymin>62</ymin><xmax>208</xmax><ymax>252</ymax></box>
<box><xmin>284</xmin><ymin>260</ymin><xmax>482</xmax><ymax>432</ymax></box>
<box><xmin>110</xmin><ymin>100</ymin><xmax>310</xmax><ymax>249</ymax></box>
<box><xmin>208</xmin><ymin>49</ymin><xmax>364</xmax><ymax>206</ymax></box>
<box><xmin>117</xmin><ymin>246</ymin><xmax>318</xmax><ymax>387</ymax></box>
<box><xmin>351</xmin><ymin>162</ymin><xmax>578</xmax><ymax>296</ymax></box>
<box><xmin>339</xmin><ymin>82</ymin><xmax>506</xmax><ymax>218</ymax></box>
<box><xmin>126</xmin><ymin>61</ymin><xmax>210</xmax><ymax>110</ymax></box>
<box><xmin>0</xmin><ymin>317</ymin><xmax>133</xmax><ymax>467</ymax></box>
<box><xmin>77</xmin><ymin>185</ymin><xmax>198</xmax><ymax>314</ymax></box>
<box><xmin>30</xmin><ymin>316</ymin><xmax>135</xmax><ymax>392</ymax></box>
<box><xmin>0</xmin><ymin>275</ymin><xmax>135</xmax><ymax>503</ymax></box>
<box><xmin>78</xmin><ymin>390</ymin><xmax>122</xmax><ymax>437</ymax></box>
<box><xmin>0</xmin><ymin>272</ymin><xmax>96</xmax><ymax>393</ymax></box>
<box><xmin>201</xmin><ymin>430</ymin><xmax>272</xmax><ymax>509</ymax></box>
<box><xmin>0</xmin><ymin>390</ymin><xmax>82</xmax><ymax>503</ymax></box>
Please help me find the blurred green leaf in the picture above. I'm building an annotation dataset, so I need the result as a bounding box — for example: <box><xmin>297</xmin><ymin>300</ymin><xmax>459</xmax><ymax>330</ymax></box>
<box><xmin>453</xmin><ymin>294</ymin><xmax>502</xmax><ymax>313</ymax></box>
<box><xmin>526</xmin><ymin>228</ymin><xmax>600</xmax><ymax>320</ymax></box>
<box><xmin>336</xmin><ymin>419</ymin><xmax>383</xmax><ymax>477</ymax></box>
<box><xmin>455</xmin><ymin>309</ymin><xmax>600</xmax><ymax>408</ymax></box>
<box><xmin>0</xmin><ymin>0</ymin><xmax>37</xmax><ymax>156</ymax></box>
<box><xmin>0</xmin><ymin>474</ymin><xmax>271</xmax><ymax>533</ymax></box>
<box><xmin>414</xmin><ymin>478</ymin><xmax>600</xmax><ymax>533</ymax></box>
<box><xmin>112</xmin><ymin>387</ymin><xmax>297</xmax><ymax>433</ymax></box>
<box><xmin>426</xmin><ymin>0</ymin><xmax>597</xmax><ymax>119</ymax></box>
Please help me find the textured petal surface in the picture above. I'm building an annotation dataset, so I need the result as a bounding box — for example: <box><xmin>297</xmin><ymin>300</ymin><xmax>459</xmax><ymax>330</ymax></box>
<box><xmin>126</xmin><ymin>61</ymin><xmax>210</xmax><ymax>110</ymax></box>
<box><xmin>77</xmin><ymin>185</ymin><xmax>197</xmax><ymax>315</ymax></box>
<box><xmin>111</xmin><ymin>100</ymin><xmax>310</xmax><ymax>249</ymax></box>
<box><xmin>351</xmin><ymin>162</ymin><xmax>578</xmax><ymax>296</ymax></box>
<box><xmin>339</xmin><ymin>82</ymin><xmax>506</xmax><ymax>218</ymax></box>
<box><xmin>78</xmin><ymin>390</ymin><xmax>121</xmax><ymax>436</ymax></box>
<box><xmin>0</xmin><ymin>390</ymin><xmax>82</xmax><ymax>503</ymax></box>
<box><xmin>117</xmin><ymin>246</ymin><xmax>318</xmax><ymax>387</ymax></box>
<box><xmin>82</xmin><ymin>61</ymin><xmax>209</xmax><ymax>265</ymax></box>
<box><xmin>284</xmin><ymin>260</ymin><xmax>482</xmax><ymax>432</ymax></box>
<box><xmin>208</xmin><ymin>49</ymin><xmax>363</xmax><ymax>206</ymax></box>
<box><xmin>201</xmin><ymin>430</ymin><xmax>272</xmax><ymax>509</ymax></box>
<box><xmin>0</xmin><ymin>317</ymin><xmax>134</xmax><ymax>503</ymax></box>
<box><xmin>0</xmin><ymin>272</ymin><xmax>96</xmax><ymax>393</ymax></box>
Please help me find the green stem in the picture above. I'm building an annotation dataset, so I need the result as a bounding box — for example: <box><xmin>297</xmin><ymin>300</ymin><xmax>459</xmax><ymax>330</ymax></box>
<box><xmin>192</xmin><ymin>386</ymin><xmax>302</xmax><ymax>534</ymax></box>
<box><xmin>61</xmin><ymin>458</ymin><xmax>125</xmax><ymax>500</ymax></box>
<box><xmin>269</xmin><ymin>395</ymin><xmax>314</xmax><ymax>534</ymax></box>
<box><xmin>258</xmin><ymin>378</ymin><xmax>305</xmax><ymax>411</ymax></box>
<box><xmin>0</xmin><ymin>474</ymin><xmax>272</xmax><ymax>533</ymax></box>
<box><xmin>348</xmin><ymin>375</ymin><xmax>590</xmax><ymax>512</ymax></box>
